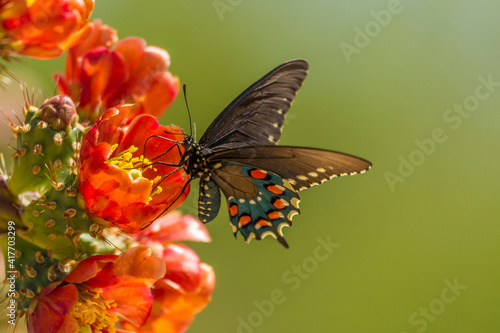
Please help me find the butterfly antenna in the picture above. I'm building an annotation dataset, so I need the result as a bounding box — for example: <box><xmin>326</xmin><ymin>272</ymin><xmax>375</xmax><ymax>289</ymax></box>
<box><xmin>183</xmin><ymin>84</ymin><xmax>193</xmax><ymax>137</ymax></box>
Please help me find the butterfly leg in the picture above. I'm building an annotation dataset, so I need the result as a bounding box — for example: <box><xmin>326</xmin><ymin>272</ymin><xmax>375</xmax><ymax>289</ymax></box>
<box><xmin>151</xmin><ymin>166</ymin><xmax>185</xmax><ymax>194</ymax></box>
<box><xmin>145</xmin><ymin>133</ymin><xmax>184</xmax><ymax>146</ymax></box>
<box><xmin>143</xmin><ymin>134</ymin><xmax>184</xmax><ymax>162</ymax></box>
<box><xmin>151</xmin><ymin>143</ymin><xmax>183</xmax><ymax>162</ymax></box>
<box><xmin>141</xmin><ymin>142</ymin><xmax>185</xmax><ymax>169</ymax></box>
<box><xmin>140</xmin><ymin>161</ymin><xmax>183</xmax><ymax>172</ymax></box>
<box><xmin>142</xmin><ymin>177</ymin><xmax>192</xmax><ymax>230</ymax></box>
<box><xmin>163</xmin><ymin>127</ymin><xmax>186</xmax><ymax>137</ymax></box>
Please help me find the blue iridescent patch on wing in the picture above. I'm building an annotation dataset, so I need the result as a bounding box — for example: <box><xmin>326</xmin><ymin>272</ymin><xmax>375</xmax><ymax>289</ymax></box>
<box><xmin>226</xmin><ymin>166</ymin><xmax>300</xmax><ymax>248</ymax></box>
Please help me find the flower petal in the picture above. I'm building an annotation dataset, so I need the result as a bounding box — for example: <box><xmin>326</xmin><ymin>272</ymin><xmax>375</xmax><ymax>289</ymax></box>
<box><xmin>1</xmin><ymin>0</ymin><xmax>95</xmax><ymax>59</ymax></box>
<box><xmin>135</xmin><ymin>211</ymin><xmax>211</xmax><ymax>244</ymax></box>
<box><xmin>65</xmin><ymin>254</ymin><xmax>117</xmax><ymax>284</ymax></box>
<box><xmin>162</xmin><ymin>244</ymin><xmax>201</xmax><ymax>293</ymax></box>
<box><xmin>86</xmin><ymin>246</ymin><xmax>166</xmax><ymax>327</ymax></box>
<box><xmin>28</xmin><ymin>283</ymin><xmax>79</xmax><ymax>333</ymax></box>
<box><xmin>55</xmin><ymin>24</ymin><xmax>179</xmax><ymax>122</ymax></box>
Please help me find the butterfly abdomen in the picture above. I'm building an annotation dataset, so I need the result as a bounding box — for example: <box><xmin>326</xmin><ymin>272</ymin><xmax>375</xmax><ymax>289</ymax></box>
<box><xmin>198</xmin><ymin>177</ymin><xmax>221</xmax><ymax>223</ymax></box>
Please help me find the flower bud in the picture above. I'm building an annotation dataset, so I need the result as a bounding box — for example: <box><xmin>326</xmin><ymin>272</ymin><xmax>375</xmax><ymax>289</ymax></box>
<box><xmin>39</xmin><ymin>95</ymin><xmax>78</xmax><ymax>131</ymax></box>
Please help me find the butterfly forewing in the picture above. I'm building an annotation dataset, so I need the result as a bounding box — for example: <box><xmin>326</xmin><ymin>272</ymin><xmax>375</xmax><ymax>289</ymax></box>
<box><xmin>207</xmin><ymin>146</ymin><xmax>372</xmax><ymax>190</ymax></box>
<box><xmin>199</xmin><ymin>60</ymin><xmax>309</xmax><ymax>152</ymax></box>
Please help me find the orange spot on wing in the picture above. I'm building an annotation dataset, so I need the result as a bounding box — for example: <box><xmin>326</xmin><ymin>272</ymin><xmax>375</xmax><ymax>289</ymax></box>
<box><xmin>267</xmin><ymin>185</ymin><xmax>285</xmax><ymax>195</ymax></box>
<box><xmin>268</xmin><ymin>211</ymin><xmax>282</xmax><ymax>220</ymax></box>
<box><xmin>256</xmin><ymin>219</ymin><xmax>271</xmax><ymax>229</ymax></box>
<box><xmin>229</xmin><ymin>204</ymin><xmax>238</xmax><ymax>217</ymax></box>
<box><xmin>238</xmin><ymin>215</ymin><xmax>252</xmax><ymax>226</ymax></box>
<box><xmin>250</xmin><ymin>169</ymin><xmax>267</xmax><ymax>179</ymax></box>
<box><xmin>273</xmin><ymin>198</ymin><xmax>287</xmax><ymax>209</ymax></box>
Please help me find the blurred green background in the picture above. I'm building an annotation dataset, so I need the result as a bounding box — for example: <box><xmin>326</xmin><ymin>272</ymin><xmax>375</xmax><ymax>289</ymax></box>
<box><xmin>2</xmin><ymin>0</ymin><xmax>500</xmax><ymax>332</ymax></box>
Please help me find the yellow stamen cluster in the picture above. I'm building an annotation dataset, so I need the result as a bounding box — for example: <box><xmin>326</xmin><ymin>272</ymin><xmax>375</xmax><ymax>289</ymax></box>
<box><xmin>106</xmin><ymin>145</ymin><xmax>163</xmax><ymax>202</ymax></box>
<box><xmin>70</xmin><ymin>287</ymin><xmax>118</xmax><ymax>333</ymax></box>
<box><xmin>147</xmin><ymin>175</ymin><xmax>164</xmax><ymax>204</ymax></box>
<box><xmin>106</xmin><ymin>145</ymin><xmax>154</xmax><ymax>175</ymax></box>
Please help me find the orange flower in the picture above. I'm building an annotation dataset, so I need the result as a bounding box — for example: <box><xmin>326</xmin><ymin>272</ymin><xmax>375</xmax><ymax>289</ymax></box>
<box><xmin>55</xmin><ymin>20</ymin><xmax>180</xmax><ymax>123</ymax></box>
<box><xmin>122</xmin><ymin>213</ymin><xmax>215</xmax><ymax>333</ymax></box>
<box><xmin>134</xmin><ymin>211</ymin><xmax>212</xmax><ymax>244</ymax></box>
<box><xmin>136</xmin><ymin>263</ymin><xmax>215</xmax><ymax>333</ymax></box>
<box><xmin>0</xmin><ymin>0</ymin><xmax>94</xmax><ymax>59</ymax></box>
<box><xmin>78</xmin><ymin>104</ymin><xmax>190</xmax><ymax>233</ymax></box>
<box><xmin>27</xmin><ymin>246</ymin><xmax>166</xmax><ymax>333</ymax></box>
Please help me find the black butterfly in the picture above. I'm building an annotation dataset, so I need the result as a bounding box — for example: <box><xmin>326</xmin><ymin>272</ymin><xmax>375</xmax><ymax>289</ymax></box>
<box><xmin>157</xmin><ymin>60</ymin><xmax>371</xmax><ymax>248</ymax></box>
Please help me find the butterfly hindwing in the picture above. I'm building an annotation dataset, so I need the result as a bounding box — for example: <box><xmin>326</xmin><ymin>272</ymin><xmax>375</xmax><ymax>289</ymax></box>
<box><xmin>208</xmin><ymin>146</ymin><xmax>372</xmax><ymax>191</ymax></box>
<box><xmin>198</xmin><ymin>177</ymin><xmax>221</xmax><ymax>223</ymax></box>
<box><xmin>173</xmin><ymin>60</ymin><xmax>372</xmax><ymax>248</ymax></box>
<box><xmin>199</xmin><ymin>60</ymin><xmax>309</xmax><ymax>152</ymax></box>
<box><xmin>211</xmin><ymin>162</ymin><xmax>300</xmax><ymax>248</ymax></box>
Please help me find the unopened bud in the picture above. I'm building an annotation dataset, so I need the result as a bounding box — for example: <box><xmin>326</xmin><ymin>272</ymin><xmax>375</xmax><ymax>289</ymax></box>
<box><xmin>39</xmin><ymin>95</ymin><xmax>78</xmax><ymax>131</ymax></box>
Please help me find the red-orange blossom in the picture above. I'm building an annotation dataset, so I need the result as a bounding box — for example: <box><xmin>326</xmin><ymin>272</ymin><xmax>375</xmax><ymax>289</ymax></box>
<box><xmin>78</xmin><ymin>105</ymin><xmax>190</xmax><ymax>233</ymax></box>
